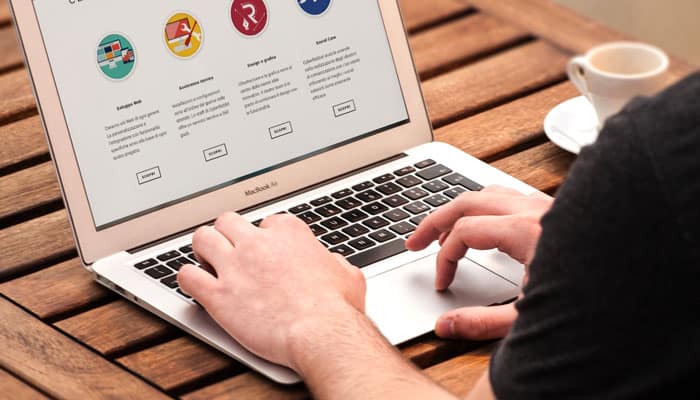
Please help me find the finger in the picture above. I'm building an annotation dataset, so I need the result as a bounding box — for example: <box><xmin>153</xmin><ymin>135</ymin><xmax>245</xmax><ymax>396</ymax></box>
<box><xmin>214</xmin><ymin>212</ymin><xmax>256</xmax><ymax>247</ymax></box>
<box><xmin>481</xmin><ymin>185</ymin><xmax>521</xmax><ymax>195</ymax></box>
<box><xmin>178</xmin><ymin>264</ymin><xmax>220</xmax><ymax>308</ymax></box>
<box><xmin>192</xmin><ymin>226</ymin><xmax>236</xmax><ymax>276</ymax></box>
<box><xmin>434</xmin><ymin>215</ymin><xmax>536</xmax><ymax>289</ymax></box>
<box><xmin>435</xmin><ymin>303</ymin><xmax>517</xmax><ymax>340</ymax></box>
<box><xmin>259</xmin><ymin>212</ymin><xmax>306</xmax><ymax>230</ymax></box>
<box><xmin>406</xmin><ymin>192</ymin><xmax>529</xmax><ymax>251</ymax></box>
<box><xmin>438</xmin><ymin>231</ymin><xmax>449</xmax><ymax>246</ymax></box>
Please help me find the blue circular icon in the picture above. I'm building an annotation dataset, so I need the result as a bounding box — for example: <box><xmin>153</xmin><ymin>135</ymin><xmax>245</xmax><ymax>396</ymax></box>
<box><xmin>297</xmin><ymin>0</ymin><xmax>331</xmax><ymax>16</ymax></box>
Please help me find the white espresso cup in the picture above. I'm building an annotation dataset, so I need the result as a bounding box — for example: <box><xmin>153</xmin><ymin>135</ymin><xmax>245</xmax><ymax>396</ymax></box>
<box><xmin>567</xmin><ymin>41</ymin><xmax>669</xmax><ymax>130</ymax></box>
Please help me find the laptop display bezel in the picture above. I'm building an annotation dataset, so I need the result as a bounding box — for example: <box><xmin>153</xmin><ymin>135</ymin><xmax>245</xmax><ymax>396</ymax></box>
<box><xmin>10</xmin><ymin>0</ymin><xmax>433</xmax><ymax>265</ymax></box>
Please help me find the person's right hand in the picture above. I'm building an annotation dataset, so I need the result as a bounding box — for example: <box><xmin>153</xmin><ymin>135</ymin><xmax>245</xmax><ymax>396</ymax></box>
<box><xmin>405</xmin><ymin>185</ymin><xmax>553</xmax><ymax>340</ymax></box>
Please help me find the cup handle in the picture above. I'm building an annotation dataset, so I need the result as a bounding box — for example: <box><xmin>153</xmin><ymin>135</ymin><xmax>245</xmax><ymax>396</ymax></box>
<box><xmin>567</xmin><ymin>56</ymin><xmax>591</xmax><ymax>101</ymax></box>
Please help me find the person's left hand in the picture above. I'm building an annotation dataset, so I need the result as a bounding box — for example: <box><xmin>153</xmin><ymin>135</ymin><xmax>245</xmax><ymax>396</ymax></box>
<box><xmin>177</xmin><ymin>212</ymin><xmax>367</xmax><ymax>370</ymax></box>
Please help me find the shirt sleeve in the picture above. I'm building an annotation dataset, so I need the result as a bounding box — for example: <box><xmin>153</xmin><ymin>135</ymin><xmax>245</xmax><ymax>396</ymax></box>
<box><xmin>489</xmin><ymin>72</ymin><xmax>700</xmax><ymax>399</ymax></box>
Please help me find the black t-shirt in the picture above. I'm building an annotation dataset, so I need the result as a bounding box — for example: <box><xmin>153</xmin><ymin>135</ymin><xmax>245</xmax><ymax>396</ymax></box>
<box><xmin>490</xmin><ymin>71</ymin><xmax>700</xmax><ymax>399</ymax></box>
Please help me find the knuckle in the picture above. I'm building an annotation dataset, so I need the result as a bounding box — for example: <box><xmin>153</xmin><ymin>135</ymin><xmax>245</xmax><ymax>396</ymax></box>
<box><xmin>454</xmin><ymin>217</ymin><xmax>471</xmax><ymax>233</ymax></box>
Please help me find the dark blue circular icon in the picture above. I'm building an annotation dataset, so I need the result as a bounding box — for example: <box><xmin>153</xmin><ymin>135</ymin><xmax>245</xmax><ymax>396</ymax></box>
<box><xmin>297</xmin><ymin>0</ymin><xmax>331</xmax><ymax>16</ymax></box>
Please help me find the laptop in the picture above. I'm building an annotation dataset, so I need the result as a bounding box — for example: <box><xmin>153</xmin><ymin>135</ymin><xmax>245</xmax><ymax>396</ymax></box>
<box><xmin>11</xmin><ymin>0</ymin><xmax>531</xmax><ymax>384</ymax></box>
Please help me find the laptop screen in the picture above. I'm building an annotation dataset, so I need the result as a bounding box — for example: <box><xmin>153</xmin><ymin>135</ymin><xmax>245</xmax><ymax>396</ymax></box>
<box><xmin>32</xmin><ymin>0</ymin><xmax>409</xmax><ymax>229</ymax></box>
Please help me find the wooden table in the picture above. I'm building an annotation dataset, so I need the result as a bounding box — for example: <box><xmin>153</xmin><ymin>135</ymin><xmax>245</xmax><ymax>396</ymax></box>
<box><xmin>0</xmin><ymin>1</ymin><xmax>693</xmax><ymax>398</ymax></box>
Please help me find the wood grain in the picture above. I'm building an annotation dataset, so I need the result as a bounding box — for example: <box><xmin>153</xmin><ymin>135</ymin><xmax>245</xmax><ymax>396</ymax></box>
<box><xmin>426</xmin><ymin>343</ymin><xmax>495</xmax><ymax>397</ymax></box>
<box><xmin>0</xmin><ymin>116</ymin><xmax>47</xmax><ymax>170</ymax></box>
<box><xmin>0</xmin><ymin>161</ymin><xmax>61</xmax><ymax>220</ymax></box>
<box><xmin>0</xmin><ymin>210</ymin><xmax>74</xmax><ymax>281</ymax></box>
<box><xmin>0</xmin><ymin>26</ymin><xmax>23</xmax><ymax>72</ymax></box>
<box><xmin>182</xmin><ymin>372</ymin><xmax>307</xmax><ymax>400</ymax></box>
<box><xmin>0</xmin><ymin>2</ymin><xmax>10</xmax><ymax>25</ymax></box>
<box><xmin>399</xmin><ymin>0</ymin><xmax>472</xmax><ymax>32</ymax></box>
<box><xmin>423</xmin><ymin>40</ymin><xmax>569</xmax><ymax>127</ymax></box>
<box><xmin>492</xmin><ymin>141</ymin><xmax>575</xmax><ymax>194</ymax></box>
<box><xmin>117</xmin><ymin>336</ymin><xmax>242</xmax><ymax>392</ymax></box>
<box><xmin>410</xmin><ymin>13</ymin><xmax>528</xmax><ymax>79</ymax></box>
<box><xmin>0</xmin><ymin>68</ymin><xmax>35</xmax><ymax>123</ymax></box>
<box><xmin>469</xmin><ymin>0</ymin><xmax>696</xmax><ymax>79</ymax></box>
<box><xmin>0</xmin><ymin>257</ymin><xmax>112</xmax><ymax>320</ymax></box>
<box><xmin>435</xmin><ymin>81</ymin><xmax>579</xmax><ymax>160</ymax></box>
<box><xmin>0</xmin><ymin>297</ymin><xmax>169</xmax><ymax>399</ymax></box>
<box><xmin>0</xmin><ymin>368</ymin><xmax>49</xmax><ymax>400</ymax></box>
<box><xmin>55</xmin><ymin>300</ymin><xmax>175</xmax><ymax>356</ymax></box>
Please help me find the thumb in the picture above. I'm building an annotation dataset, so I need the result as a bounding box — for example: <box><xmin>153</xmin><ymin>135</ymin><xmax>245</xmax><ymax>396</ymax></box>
<box><xmin>178</xmin><ymin>264</ymin><xmax>219</xmax><ymax>307</ymax></box>
<box><xmin>435</xmin><ymin>303</ymin><xmax>517</xmax><ymax>340</ymax></box>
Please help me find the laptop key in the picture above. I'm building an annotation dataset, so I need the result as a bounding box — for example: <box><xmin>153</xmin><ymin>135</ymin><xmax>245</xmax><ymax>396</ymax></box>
<box><xmin>336</xmin><ymin>197</ymin><xmax>362</xmax><ymax>210</ymax></box>
<box><xmin>425</xmin><ymin>194</ymin><xmax>450</xmax><ymax>207</ymax></box>
<box><xmin>415</xmin><ymin>159</ymin><xmax>436</xmax><ymax>169</ymax></box>
<box><xmin>321</xmin><ymin>232</ymin><xmax>350</xmax><ymax>245</ymax></box>
<box><xmin>134</xmin><ymin>259</ymin><xmax>158</xmax><ymax>270</ymax></box>
<box><xmin>384</xmin><ymin>209</ymin><xmax>410</xmax><ymax>222</ymax></box>
<box><xmin>316</xmin><ymin>204</ymin><xmax>343</xmax><ymax>218</ymax></box>
<box><xmin>179</xmin><ymin>245</ymin><xmax>193</xmax><ymax>254</ymax></box>
<box><xmin>343</xmin><ymin>224</ymin><xmax>370</xmax><ymax>237</ymax></box>
<box><xmin>331</xmin><ymin>188</ymin><xmax>353</xmax><ymax>199</ymax></box>
<box><xmin>362</xmin><ymin>202</ymin><xmax>389</xmax><ymax>215</ymax></box>
<box><xmin>252</xmin><ymin>219</ymin><xmax>263</xmax><ymax>227</ymax></box>
<box><xmin>310</xmin><ymin>196</ymin><xmax>333</xmax><ymax>207</ymax></box>
<box><xmin>410</xmin><ymin>214</ymin><xmax>428</xmax><ymax>226</ymax></box>
<box><xmin>341</xmin><ymin>209</ymin><xmax>369</xmax><ymax>223</ymax></box>
<box><xmin>298</xmin><ymin>211</ymin><xmax>322</xmax><ymax>224</ymax></box>
<box><xmin>167</xmin><ymin>257</ymin><xmax>191</xmax><ymax>271</ymax></box>
<box><xmin>321</xmin><ymin>217</ymin><xmax>348</xmax><ymax>230</ymax></box>
<box><xmin>443</xmin><ymin>173</ymin><xmax>484</xmax><ymax>191</ymax></box>
<box><xmin>423</xmin><ymin>180</ymin><xmax>449</xmax><ymax>193</ymax></box>
<box><xmin>145</xmin><ymin>265</ymin><xmax>173</xmax><ymax>279</ymax></box>
<box><xmin>416</xmin><ymin>164</ymin><xmax>452</xmax><ymax>181</ymax></box>
<box><xmin>352</xmin><ymin>181</ymin><xmax>374</xmax><ymax>191</ymax></box>
<box><xmin>289</xmin><ymin>204</ymin><xmax>311</xmax><ymax>214</ymax></box>
<box><xmin>396</xmin><ymin>175</ymin><xmax>422</xmax><ymax>188</ymax></box>
<box><xmin>404</xmin><ymin>201</ymin><xmax>430</xmax><ymax>214</ymax></box>
<box><xmin>363</xmin><ymin>216</ymin><xmax>390</xmax><ymax>230</ymax></box>
<box><xmin>356</xmin><ymin>190</ymin><xmax>382</xmax><ymax>203</ymax></box>
<box><xmin>403</xmin><ymin>188</ymin><xmax>429</xmax><ymax>200</ymax></box>
<box><xmin>444</xmin><ymin>187</ymin><xmax>467</xmax><ymax>199</ymax></box>
<box><xmin>373</xmin><ymin>174</ymin><xmax>394</xmax><ymax>184</ymax></box>
<box><xmin>329</xmin><ymin>244</ymin><xmax>355</xmax><ymax>257</ymax></box>
<box><xmin>347</xmin><ymin>238</ymin><xmax>407</xmax><ymax>268</ymax></box>
<box><xmin>376</xmin><ymin>182</ymin><xmax>402</xmax><ymax>195</ymax></box>
<box><xmin>394</xmin><ymin>166</ymin><xmax>416</xmax><ymax>176</ymax></box>
<box><xmin>348</xmin><ymin>237</ymin><xmax>376</xmax><ymax>251</ymax></box>
<box><xmin>161</xmin><ymin>275</ymin><xmax>179</xmax><ymax>289</ymax></box>
<box><xmin>309</xmin><ymin>224</ymin><xmax>328</xmax><ymax>237</ymax></box>
<box><xmin>370</xmin><ymin>229</ymin><xmax>396</xmax><ymax>243</ymax></box>
<box><xmin>382</xmin><ymin>194</ymin><xmax>409</xmax><ymax>207</ymax></box>
<box><xmin>156</xmin><ymin>251</ymin><xmax>180</xmax><ymax>262</ymax></box>
<box><xmin>390</xmin><ymin>222</ymin><xmax>415</xmax><ymax>235</ymax></box>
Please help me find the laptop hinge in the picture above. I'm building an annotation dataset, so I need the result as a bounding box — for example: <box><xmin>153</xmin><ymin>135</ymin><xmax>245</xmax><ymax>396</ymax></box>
<box><xmin>127</xmin><ymin>152</ymin><xmax>408</xmax><ymax>254</ymax></box>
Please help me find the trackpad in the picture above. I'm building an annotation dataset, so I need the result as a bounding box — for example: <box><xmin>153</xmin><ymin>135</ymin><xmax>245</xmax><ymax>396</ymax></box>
<box><xmin>366</xmin><ymin>255</ymin><xmax>520</xmax><ymax>345</ymax></box>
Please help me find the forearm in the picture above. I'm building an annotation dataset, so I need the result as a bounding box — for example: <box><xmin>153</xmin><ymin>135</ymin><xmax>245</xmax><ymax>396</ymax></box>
<box><xmin>289</xmin><ymin>304</ymin><xmax>456</xmax><ymax>400</ymax></box>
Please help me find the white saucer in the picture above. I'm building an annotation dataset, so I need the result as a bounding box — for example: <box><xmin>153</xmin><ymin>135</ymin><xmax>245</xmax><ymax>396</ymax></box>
<box><xmin>544</xmin><ymin>96</ymin><xmax>599</xmax><ymax>154</ymax></box>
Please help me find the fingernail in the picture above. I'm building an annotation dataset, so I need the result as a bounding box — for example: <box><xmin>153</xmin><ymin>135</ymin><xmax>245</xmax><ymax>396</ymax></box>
<box><xmin>436</xmin><ymin>317</ymin><xmax>454</xmax><ymax>338</ymax></box>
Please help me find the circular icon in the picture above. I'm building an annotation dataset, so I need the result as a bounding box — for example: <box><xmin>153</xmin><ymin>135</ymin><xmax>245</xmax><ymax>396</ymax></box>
<box><xmin>231</xmin><ymin>0</ymin><xmax>268</xmax><ymax>37</ymax></box>
<box><xmin>297</xmin><ymin>0</ymin><xmax>332</xmax><ymax>16</ymax></box>
<box><xmin>96</xmin><ymin>33</ymin><xmax>136</xmax><ymax>81</ymax></box>
<box><xmin>164</xmin><ymin>12</ymin><xmax>203</xmax><ymax>59</ymax></box>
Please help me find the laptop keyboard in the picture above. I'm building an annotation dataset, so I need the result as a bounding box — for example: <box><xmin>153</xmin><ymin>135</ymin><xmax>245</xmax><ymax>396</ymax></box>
<box><xmin>132</xmin><ymin>160</ymin><xmax>483</xmax><ymax>301</ymax></box>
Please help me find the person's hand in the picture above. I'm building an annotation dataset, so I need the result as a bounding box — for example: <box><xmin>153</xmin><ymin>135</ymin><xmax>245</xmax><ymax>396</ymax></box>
<box><xmin>406</xmin><ymin>185</ymin><xmax>553</xmax><ymax>340</ymax></box>
<box><xmin>177</xmin><ymin>212</ymin><xmax>366</xmax><ymax>370</ymax></box>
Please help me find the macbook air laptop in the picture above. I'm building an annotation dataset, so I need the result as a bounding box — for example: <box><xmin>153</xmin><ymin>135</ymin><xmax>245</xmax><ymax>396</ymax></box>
<box><xmin>11</xmin><ymin>0</ymin><xmax>531</xmax><ymax>384</ymax></box>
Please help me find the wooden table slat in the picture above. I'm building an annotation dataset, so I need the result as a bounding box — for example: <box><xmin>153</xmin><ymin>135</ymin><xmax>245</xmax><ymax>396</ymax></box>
<box><xmin>0</xmin><ymin>115</ymin><xmax>47</xmax><ymax>171</ymax></box>
<box><xmin>0</xmin><ymin>161</ymin><xmax>61</xmax><ymax>220</ymax></box>
<box><xmin>410</xmin><ymin>13</ymin><xmax>528</xmax><ymax>79</ymax></box>
<box><xmin>0</xmin><ymin>368</ymin><xmax>49</xmax><ymax>400</ymax></box>
<box><xmin>54</xmin><ymin>300</ymin><xmax>175</xmax><ymax>356</ymax></box>
<box><xmin>492</xmin><ymin>141</ymin><xmax>575</xmax><ymax>194</ymax></box>
<box><xmin>426</xmin><ymin>344</ymin><xmax>495</xmax><ymax>397</ymax></box>
<box><xmin>435</xmin><ymin>81</ymin><xmax>579</xmax><ymax>160</ymax></box>
<box><xmin>400</xmin><ymin>0</ymin><xmax>472</xmax><ymax>33</ymax></box>
<box><xmin>0</xmin><ymin>26</ymin><xmax>23</xmax><ymax>73</ymax></box>
<box><xmin>0</xmin><ymin>209</ymin><xmax>75</xmax><ymax>281</ymax></box>
<box><xmin>0</xmin><ymin>257</ymin><xmax>112</xmax><ymax>320</ymax></box>
<box><xmin>423</xmin><ymin>40</ymin><xmax>569</xmax><ymax>127</ymax></box>
<box><xmin>0</xmin><ymin>68</ymin><xmax>35</xmax><ymax>123</ymax></box>
<box><xmin>0</xmin><ymin>2</ymin><xmax>11</xmax><ymax>25</ymax></box>
<box><xmin>0</xmin><ymin>298</ymin><xmax>169</xmax><ymax>400</ymax></box>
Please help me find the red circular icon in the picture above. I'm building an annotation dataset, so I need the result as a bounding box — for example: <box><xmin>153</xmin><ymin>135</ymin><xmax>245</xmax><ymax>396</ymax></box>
<box><xmin>231</xmin><ymin>0</ymin><xmax>269</xmax><ymax>37</ymax></box>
